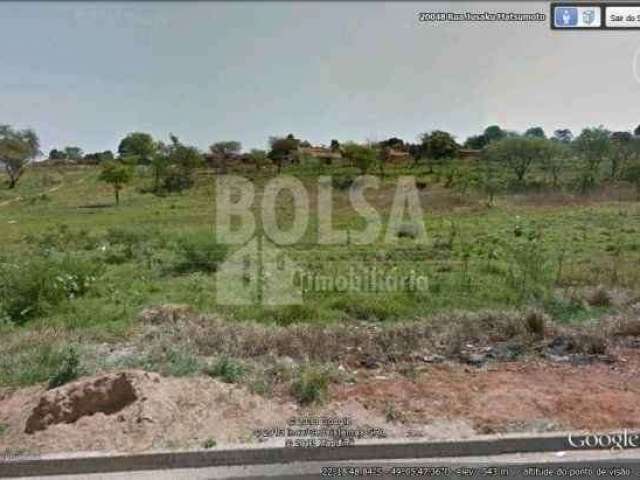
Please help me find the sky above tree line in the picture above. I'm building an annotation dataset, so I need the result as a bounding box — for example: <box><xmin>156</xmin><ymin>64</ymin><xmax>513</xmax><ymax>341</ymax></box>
<box><xmin>1</xmin><ymin>1</ymin><xmax>639</xmax><ymax>156</ymax></box>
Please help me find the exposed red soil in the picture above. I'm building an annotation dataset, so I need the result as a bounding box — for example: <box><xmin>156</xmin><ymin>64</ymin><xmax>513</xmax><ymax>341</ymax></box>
<box><xmin>332</xmin><ymin>346</ymin><xmax>640</xmax><ymax>434</ymax></box>
<box><xmin>2</xmin><ymin>348</ymin><xmax>640</xmax><ymax>455</ymax></box>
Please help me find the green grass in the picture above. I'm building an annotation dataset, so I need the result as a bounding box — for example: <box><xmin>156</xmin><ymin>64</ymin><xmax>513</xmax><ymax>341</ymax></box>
<box><xmin>1</xmin><ymin>162</ymin><xmax>640</xmax><ymax>386</ymax></box>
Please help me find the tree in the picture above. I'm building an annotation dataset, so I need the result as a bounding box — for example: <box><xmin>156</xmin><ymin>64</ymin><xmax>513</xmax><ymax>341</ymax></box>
<box><xmin>63</xmin><ymin>146</ymin><xmax>83</xmax><ymax>161</ymax></box>
<box><xmin>484</xmin><ymin>136</ymin><xmax>552</xmax><ymax>185</ymax></box>
<box><xmin>420</xmin><ymin>130</ymin><xmax>459</xmax><ymax>160</ymax></box>
<box><xmin>163</xmin><ymin>135</ymin><xmax>203</xmax><ymax>192</ymax></box>
<box><xmin>117</xmin><ymin>132</ymin><xmax>156</xmax><ymax>165</ymax></box>
<box><xmin>574</xmin><ymin>127</ymin><xmax>611</xmax><ymax>192</ymax></box>
<box><xmin>525</xmin><ymin>127</ymin><xmax>546</xmax><ymax>139</ymax></box>
<box><xmin>379</xmin><ymin>137</ymin><xmax>405</xmax><ymax>150</ymax></box>
<box><xmin>609</xmin><ymin>132</ymin><xmax>638</xmax><ymax>179</ymax></box>
<box><xmin>623</xmin><ymin>162</ymin><xmax>640</xmax><ymax>199</ymax></box>
<box><xmin>342</xmin><ymin>143</ymin><xmax>378</xmax><ymax>174</ymax></box>
<box><xmin>634</xmin><ymin>125</ymin><xmax>640</xmax><ymax>137</ymax></box>
<box><xmin>330</xmin><ymin>139</ymin><xmax>341</xmax><ymax>152</ymax></box>
<box><xmin>463</xmin><ymin>134</ymin><xmax>488</xmax><ymax>149</ymax></box>
<box><xmin>83</xmin><ymin>151</ymin><xmax>114</xmax><ymax>165</ymax></box>
<box><xmin>209</xmin><ymin>141</ymin><xmax>241</xmax><ymax>173</ymax></box>
<box><xmin>268</xmin><ymin>135</ymin><xmax>299</xmax><ymax>173</ymax></box>
<box><xmin>552</xmin><ymin>129</ymin><xmax>574</xmax><ymax>144</ymax></box>
<box><xmin>99</xmin><ymin>161</ymin><xmax>133</xmax><ymax>205</ymax></box>
<box><xmin>49</xmin><ymin>149</ymin><xmax>66</xmax><ymax>161</ymax></box>
<box><xmin>483</xmin><ymin>125</ymin><xmax>507</xmax><ymax>144</ymax></box>
<box><xmin>149</xmin><ymin>142</ymin><xmax>170</xmax><ymax>192</ymax></box>
<box><xmin>0</xmin><ymin>125</ymin><xmax>40</xmax><ymax>189</ymax></box>
<box><xmin>541</xmin><ymin>141</ymin><xmax>569</xmax><ymax>188</ymax></box>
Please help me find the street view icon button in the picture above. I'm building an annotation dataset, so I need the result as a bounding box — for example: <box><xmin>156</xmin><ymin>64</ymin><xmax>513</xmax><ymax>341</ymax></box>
<box><xmin>553</xmin><ymin>5</ymin><xmax>601</xmax><ymax>28</ymax></box>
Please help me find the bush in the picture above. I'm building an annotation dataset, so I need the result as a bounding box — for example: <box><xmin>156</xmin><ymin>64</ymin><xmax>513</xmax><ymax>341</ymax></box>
<box><xmin>291</xmin><ymin>365</ymin><xmax>330</xmax><ymax>405</ymax></box>
<box><xmin>332</xmin><ymin>176</ymin><xmax>355</xmax><ymax>191</ymax></box>
<box><xmin>103</xmin><ymin>227</ymin><xmax>158</xmax><ymax>264</ymax></box>
<box><xmin>47</xmin><ymin>347</ymin><xmax>82</xmax><ymax>390</ymax></box>
<box><xmin>0</xmin><ymin>256</ymin><xmax>102</xmax><ymax>324</ymax></box>
<box><xmin>205</xmin><ymin>357</ymin><xmax>245</xmax><ymax>383</ymax></box>
<box><xmin>26</xmin><ymin>224</ymin><xmax>97</xmax><ymax>254</ymax></box>
<box><xmin>396</xmin><ymin>223</ymin><xmax>421</xmax><ymax>239</ymax></box>
<box><xmin>175</xmin><ymin>232</ymin><xmax>227</xmax><ymax>273</ymax></box>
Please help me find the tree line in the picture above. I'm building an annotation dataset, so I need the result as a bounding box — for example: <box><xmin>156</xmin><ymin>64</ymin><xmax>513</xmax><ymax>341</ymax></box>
<box><xmin>2</xmin><ymin>123</ymin><xmax>640</xmax><ymax>203</ymax></box>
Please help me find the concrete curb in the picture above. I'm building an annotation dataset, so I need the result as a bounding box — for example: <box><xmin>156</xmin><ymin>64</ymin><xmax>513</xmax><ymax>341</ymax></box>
<box><xmin>0</xmin><ymin>432</ymin><xmax>627</xmax><ymax>478</ymax></box>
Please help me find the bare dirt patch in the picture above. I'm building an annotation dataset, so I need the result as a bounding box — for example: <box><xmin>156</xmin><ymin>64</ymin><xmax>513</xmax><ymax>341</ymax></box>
<box><xmin>3</xmin><ymin>347</ymin><xmax>640</xmax><ymax>455</ymax></box>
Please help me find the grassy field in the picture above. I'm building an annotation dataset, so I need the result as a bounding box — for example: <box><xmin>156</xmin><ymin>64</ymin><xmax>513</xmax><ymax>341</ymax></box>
<box><xmin>1</xmin><ymin>161</ymin><xmax>639</xmax><ymax>390</ymax></box>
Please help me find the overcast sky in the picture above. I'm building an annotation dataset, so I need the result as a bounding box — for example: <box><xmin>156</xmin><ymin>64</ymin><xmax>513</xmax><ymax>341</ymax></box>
<box><xmin>1</xmin><ymin>1</ymin><xmax>639</xmax><ymax>154</ymax></box>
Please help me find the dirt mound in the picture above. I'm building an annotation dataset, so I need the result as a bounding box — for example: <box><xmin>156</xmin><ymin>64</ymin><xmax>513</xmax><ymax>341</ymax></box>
<box><xmin>0</xmin><ymin>370</ymin><xmax>298</xmax><ymax>454</ymax></box>
<box><xmin>25</xmin><ymin>373</ymin><xmax>138</xmax><ymax>434</ymax></box>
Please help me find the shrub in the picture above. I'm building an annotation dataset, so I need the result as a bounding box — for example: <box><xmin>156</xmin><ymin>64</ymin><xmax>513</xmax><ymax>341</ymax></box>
<box><xmin>332</xmin><ymin>175</ymin><xmax>355</xmax><ymax>191</ymax></box>
<box><xmin>205</xmin><ymin>357</ymin><xmax>245</xmax><ymax>383</ymax></box>
<box><xmin>165</xmin><ymin>347</ymin><xmax>201</xmax><ymax>377</ymax></box>
<box><xmin>0</xmin><ymin>256</ymin><xmax>101</xmax><ymax>324</ymax></box>
<box><xmin>26</xmin><ymin>224</ymin><xmax>97</xmax><ymax>254</ymax></box>
<box><xmin>291</xmin><ymin>365</ymin><xmax>330</xmax><ymax>405</ymax></box>
<box><xmin>175</xmin><ymin>232</ymin><xmax>227</xmax><ymax>273</ymax></box>
<box><xmin>396</xmin><ymin>223</ymin><xmax>421</xmax><ymax>239</ymax></box>
<box><xmin>47</xmin><ymin>347</ymin><xmax>82</xmax><ymax>390</ymax></box>
<box><xmin>202</xmin><ymin>438</ymin><xmax>217</xmax><ymax>449</ymax></box>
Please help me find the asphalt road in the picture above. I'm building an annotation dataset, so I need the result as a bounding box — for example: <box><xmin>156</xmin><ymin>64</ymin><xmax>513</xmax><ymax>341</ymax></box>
<box><xmin>9</xmin><ymin>449</ymin><xmax>640</xmax><ymax>480</ymax></box>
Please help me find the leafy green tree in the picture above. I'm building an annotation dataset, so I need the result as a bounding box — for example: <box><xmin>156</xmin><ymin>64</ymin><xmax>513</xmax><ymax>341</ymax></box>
<box><xmin>484</xmin><ymin>136</ymin><xmax>552</xmax><ymax>185</ymax></box>
<box><xmin>525</xmin><ymin>127</ymin><xmax>546</xmax><ymax>139</ymax></box>
<box><xmin>574</xmin><ymin>127</ymin><xmax>611</xmax><ymax>192</ymax></box>
<box><xmin>83</xmin><ymin>151</ymin><xmax>114</xmax><ymax>165</ymax></box>
<box><xmin>117</xmin><ymin>132</ymin><xmax>156</xmax><ymax>165</ymax></box>
<box><xmin>541</xmin><ymin>141</ymin><xmax>569</xmax><ymax>188</ymax></box>
<box><xmin>420</xmin><ymin>130</ymin><xmax>459</xmax><ymax>160</ymax></box>
<box><xmin>342</xmin><ymin>143</ymin><xmax>378</xmax><ymax>174</ymax></box>
<box><xmin>63</xmin><ymin>146</ymin><xmax>83</xmax><ymax>161</ymax></box>
<box><xmin>552</xmin><ymin>129</ymin><xmax>573</xmax><ymax>144</ymax></box>
<box><xmin>209</xmin><ymin>141</ymin><xmax>241</xmax><ymax>173</ymax></box>
<box><xmin>268</xmin><ymin>134</ymin><xmax>299</xmax><ymax>173</ymax></box>
<box><xmin>483</xmin><ymin>125</ymin><xmax>507</xmax><ymax>144</ymax></box>
<box><xmin>330</xmin><ymin>139</ymin><xmax>341</xmax><ymax>152</ymax></box>
<box><xmin>99</xmin><ymin>161</ymin><xmax>133</xmax><ymax>205</ymax></box>
<box><xmin>378</xmin><ymin>137</ymin><xmax>405</xmax><ymax>150</ymax></box>
<box><xmin>49</xmin><ymin>149</ymin><xmax>66</xmax><ymax>161</ymax></box>
<box><xmin>0</xmin><ymin>125</ymin><xmax>40</xmax><ymax>189</ymax></box>
<box><xmin>623</xmin><ymin>162</ymin><xmax>640</xmax><ymax>199</ymax></box>
<box><xmin>634</xmin><ymin>125</ymin><xmax>640</xmax><ymax>137</ymax></box>
<box><xmin>463</xmin><ymin>134</ymin><xmax>488</xmax><ymax>149</ymax></box>
<box><xmin>610</xmin><ymin>132</ymin><xmax>638</xmax><ymax>179</ymax></box>
<box><xmin>163</xmin><ymin>135</ymin><xmax>203</xmax><ymax>192</ymax></box>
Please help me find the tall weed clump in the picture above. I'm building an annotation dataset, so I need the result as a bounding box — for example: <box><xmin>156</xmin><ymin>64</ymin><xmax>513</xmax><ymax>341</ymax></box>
<box><xmin>0</xmin><ymin>256</ymin><xmax>101</xmax><ymax>325</ymax></box>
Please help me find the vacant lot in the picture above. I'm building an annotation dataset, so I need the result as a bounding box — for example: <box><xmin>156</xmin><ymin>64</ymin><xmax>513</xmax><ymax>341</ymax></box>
<box><xmin>1</xmin><ymin>161</ymin><xmax>640</xmax><ymax>453</ymax></box>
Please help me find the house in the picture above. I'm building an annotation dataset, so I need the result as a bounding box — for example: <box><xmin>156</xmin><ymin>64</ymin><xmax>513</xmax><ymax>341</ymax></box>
<box><xmin>298</xmin><ymin>146</ymin><xmax>343</xmax><ymax>165</ymax></box>
<box><xmin>458</xmin><ymin>148</ymin><xmax>483</xmax><ymax>160</ymax></box>
<box><xmin>384</xmin><ymin>147</ymin><xmax>411</xmax><ymax>164</ymax></box>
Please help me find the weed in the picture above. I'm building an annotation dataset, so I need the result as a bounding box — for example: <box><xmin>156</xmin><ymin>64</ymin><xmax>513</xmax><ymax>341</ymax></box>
<box><xmin>384</xmin><ymin>402</ymin><xmax>406</xmax><ymax>423</ymax></box>
<box><xmin>165</xmin><ymin>347</ymin><xmax>201</xmax><ymax>377</ymax></box>
<box><xmin>202</xmin><ymin>438</ymin><xmax>217</xmax><ymax>449</ymax></box>
<box><xmin>205</xmin><ymin>357</ymin><xmax>245</xmax><ymax>384</ymax></box>
<box><xmin>174</xmin><ymin>232</ymin><xmax>227</xmax><ymax>273</ymax></box>
<box><xmin>291</xmin><ymin>365</ymin><xmax>330</xmax><ymax>405</ymax></box>
<box><xmin>47</xmin><ymin>347</ymin><xmax>82</xmax><ymax>390</ymax></box>
<box><xmin>396</xmin><ymin>223</ymin><xmax>421</xmax><ymax>239</ymax></box>
<box><xmin>0</xmin><ymin>256</ymin><xmax>101</xmax><ymax>324</ymax></box>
